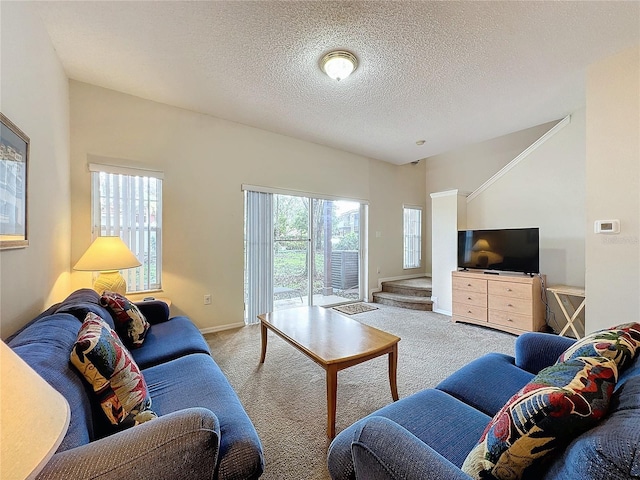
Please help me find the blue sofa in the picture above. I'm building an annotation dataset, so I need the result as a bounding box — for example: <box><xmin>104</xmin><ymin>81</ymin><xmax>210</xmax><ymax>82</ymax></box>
<box><xmin>328</xmin><ymin>331</ymin><xmax>640</xmax><ymax>480</ymax></box>
<box><xmin>7</xmin><ymin>289</ymin><xmax>264</xmax><ymax>479</ymax></box>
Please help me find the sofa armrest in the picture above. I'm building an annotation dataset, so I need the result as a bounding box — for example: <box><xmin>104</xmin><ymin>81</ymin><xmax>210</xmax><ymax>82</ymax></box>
<box><xmin>350</xmin><ymin>417</ymin><xmax>471</xmax><ymax>480</ymax></box>
<box><xmin>135</xmin><ymin>300</ymin><xmax>171</xmax><ymax>324</ymax></box>
<box><xmin>37</xmin><ymin>408</ymin><xmax>220</xmax><ymax>480</ymax></box>
<box><xmin>514</xmin><ymin>332</ymin><xmax>576</xmax><ymax>374</ymax></box>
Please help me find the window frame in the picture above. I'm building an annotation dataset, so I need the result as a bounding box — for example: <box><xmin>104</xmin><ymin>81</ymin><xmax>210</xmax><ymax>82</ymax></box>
<box><xmin>403</xmin><ymin>204</ymin><xmax>422</xmax><ymax>269</ymax></box>
<box><xmin>89</xmin><ymin>162</ymin><xmax>163</xmax><ymax>294</ymax></box>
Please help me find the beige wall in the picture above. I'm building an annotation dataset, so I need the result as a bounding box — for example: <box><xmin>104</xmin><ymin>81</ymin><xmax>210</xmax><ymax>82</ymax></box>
<box><xmin>70</xmin><ymin>82</ymin><xmax>426</xmax><ymax>331</ymax></box>
<box><xmin>424</xmin><ymin>120</ymin><xmax>559</xmax><ymax>274</ymax></box>
<box><xmin>585</xmin><ymin>46</ymin><xmax>640</xmax><ymax>333</ymax></box>
<box><xmin>0</xmin><ymin>3</ymin><xmax>71</xmax><ymax>338</ymax></box>
<box><xmin>455</xmin><ymin>110</ymin><xmax>586</xmax><ymax>335</ymax></box>
<box><xmin>430</xmin><ymin>190</ymin><xmax>466</xmax><ymax>314</ymax></box>
<box><xmin>367</xmin><ymin>158</ymin><xmax>427</xmax><ymax>294</ymax></box>
<box><xmin>465</xmin><ymin>109</ymin><xmax>586</xmax><ymax>288</ymax></box>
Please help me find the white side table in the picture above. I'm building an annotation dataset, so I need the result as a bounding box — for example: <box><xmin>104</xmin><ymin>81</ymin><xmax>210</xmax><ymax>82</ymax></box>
<box><xmin>546</xmin><ymin>285</ymin><xmax>585</xmax><ymax>339</ymax></box>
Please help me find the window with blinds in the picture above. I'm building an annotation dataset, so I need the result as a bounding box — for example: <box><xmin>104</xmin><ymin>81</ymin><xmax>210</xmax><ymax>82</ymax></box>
<box><xmin>90</xmin><ymin>163</ymin><xmax>163</xmax><ymax>293</ymax></box>
<box><xmin>403</xmin><ymin>205</ymin><xmax>422</xmax><ymax>269</ymax></box>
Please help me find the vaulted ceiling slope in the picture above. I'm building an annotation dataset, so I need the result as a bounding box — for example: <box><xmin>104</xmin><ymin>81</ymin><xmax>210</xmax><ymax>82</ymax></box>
<box><xmin>33</xmin><ymin>1</ymin><xmax>639</xmax><ymax>165</ymax></box>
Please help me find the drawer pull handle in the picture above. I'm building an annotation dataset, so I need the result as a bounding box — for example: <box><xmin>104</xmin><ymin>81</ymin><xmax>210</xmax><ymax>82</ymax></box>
<box><xmin>507</xmin><ymin>318</ymin><xmax>513</xmax><ymax>322</ymax></box>
<box><xmin>467</xmin><ymin>283</ymin><xmax>472</xmax><ymax>287</ymax></box>
<box><xmin>506</xmin><ymin>288</ymin><xmax>512</xmax><ymax>292</ymax></box>
<box><xmin>507</xmin><ymin>303</ymin><xmax>513</xmax><ymax>307</ymax></box>
<box><xmin>468</xmin><ymin>310</ymin><xmax>472</xmax><ymax>314</ymax></box>
<box><xmin>467</xmin><ymin>297</ymin><xmax>472</xmax><ymax>300</ymax></box>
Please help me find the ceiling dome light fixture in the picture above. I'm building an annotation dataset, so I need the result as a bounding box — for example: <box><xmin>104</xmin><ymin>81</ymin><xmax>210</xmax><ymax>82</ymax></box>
<box><xmin>320</xmin><ymin>50</ymin><xmax>358</xmax><ymax>81</ymax></box>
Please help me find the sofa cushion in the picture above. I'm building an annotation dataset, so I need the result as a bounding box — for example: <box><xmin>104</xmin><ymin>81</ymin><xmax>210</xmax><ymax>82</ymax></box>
<box><xmin>543</xmin><ymin>371</ymin><xmax>640</xmax><ymax>480</ymax></box>
<box><xmin>514</xmin><ymin>332</ymin><xmax>577</xmax><ymax>374</ymax></box>
<box><xmin>130</xmin><ymin>315</ymin><xmax>211</xmax><ymax>369</ymax></box>
<box><xmin>7</xmin><ymin>314</ymin><xmax>94</xmax><ymax>452</ymax></box>
<box><xmin>557</xmin><ymin>322</ymin><xmax>640</xmax><ymax>369</ymax></box>
<box><xmin>70</xmin><ymin>312</ymin><xmax>157</xmax><ymax>428</ymax></box>
<box><xmin>328</xmin><ymin>388</ymin><xmax>491</xmax><ymax>480</ymax></box>
<box><xmin>349</xmin><ymin>416</ymin><xmax>473</xmax><ymax>480</ymax></box>
<box><xmin>462</xmin><ymin>356</ymin><xmax>617</xmax><ymax>480</ymax></box>
<box><xmin>54</xmin><ymin>288</ymin><xmax>116</xmax><ymax>330</ymax></box>
<box><xmin>616</xmin><ymin>352</ymin><xmax>640</xmax><ymax>392</ymax></box>
<box><xmin>100</xmin><ymin>291</ymin><xmax>150</xmax><ymax>348</ymax></box>
<box><xmin>143</xmin><ymin>353</ymin><xmax>264</xmax><ymax>480</ymax></box>
<box><xmin>436</xmin><ymin>352</ymin><xmax>534</xmax><ymax>417</ymax></box>
<box><xmin>134</xmin><ymin>300</ymin><xmax>170</xmax><ymax>324</ymax></box>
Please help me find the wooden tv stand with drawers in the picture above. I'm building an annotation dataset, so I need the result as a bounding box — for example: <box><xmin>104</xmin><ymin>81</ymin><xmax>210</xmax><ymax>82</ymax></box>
<box><xmin>452</xmin><ymin>270</ymin><xmax>546</xmax><ymax>335</ymax></box>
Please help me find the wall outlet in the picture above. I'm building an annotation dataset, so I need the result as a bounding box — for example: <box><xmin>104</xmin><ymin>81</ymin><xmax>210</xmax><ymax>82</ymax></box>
<box><xmin>204</xmin><ymin>294</ymin><xmax>212</xmax><ymax>305</ymax></box>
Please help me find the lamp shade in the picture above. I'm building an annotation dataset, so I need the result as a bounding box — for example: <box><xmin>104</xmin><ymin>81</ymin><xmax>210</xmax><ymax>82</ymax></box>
<box><xmin>74</xmin><ymin>236</ymin><xmax>141</xmax><ymax>295</ymax></box>
<box><xmin>472</xmin><ymin>239</ymin><xmax>491</xmax><ymax>252</ymax></box>
<box><xmin>74</xmin><ymin>236</ymin><xmax>141</xmax><ymax>272</ymax></box>
<box><xmin>0</xmin><ymin>341</ymin><xmax>70</xmax><ymax>479</ymax></box>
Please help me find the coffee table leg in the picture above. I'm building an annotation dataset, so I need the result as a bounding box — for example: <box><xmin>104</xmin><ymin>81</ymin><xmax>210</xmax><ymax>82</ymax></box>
<box><xmin>389</xmin><ymin>344</ymin><xmax>399</xmax><ymax>401</ymax></box>
<box><xmin>259</xmin><ymin>322</ymin><xmax>268</xmax><ymax>363</ymax></box>
<box><xmin>326</xmin><ymin>365</ymin><xmax>338</xmax><ymax>438</ymax></box>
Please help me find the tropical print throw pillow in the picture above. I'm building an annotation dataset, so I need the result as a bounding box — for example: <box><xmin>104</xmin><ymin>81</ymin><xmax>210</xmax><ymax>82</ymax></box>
<box><xmin>70</xmin><ymin>312</ymin><xmax>157</xmax><ymax>428</ymax></box>
<box><xmin>100</xmin><ymin>291</ymin><xmax>151</xmax><ymax>348</ymax></box>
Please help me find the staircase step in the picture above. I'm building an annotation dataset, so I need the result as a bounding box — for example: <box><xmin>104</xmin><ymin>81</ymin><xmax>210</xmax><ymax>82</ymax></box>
<box><xmin>381</xmin><ymin>278</ymin><xmax>432</xmax><ymax>297</ymax></box>
<box><xmin>372</xmin><ymin>291</ymin><xmax>433</xmax><ymax>311</ymax></box>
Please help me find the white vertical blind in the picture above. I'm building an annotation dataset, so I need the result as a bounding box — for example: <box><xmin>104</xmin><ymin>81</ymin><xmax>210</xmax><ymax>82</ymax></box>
<box><xmin>91</xmin><ymin>167</ymin><xmax>162</xmax><ymax>292</ymax></box>
<box><xmin>245</xmin><ymin>190</ymin><xmax>274</xmax><ymax>325</ymax></box>
<box><xmin>403</xmin><ymin>206</ymin><xmax>422</xmax><ymax>269</ymax></box>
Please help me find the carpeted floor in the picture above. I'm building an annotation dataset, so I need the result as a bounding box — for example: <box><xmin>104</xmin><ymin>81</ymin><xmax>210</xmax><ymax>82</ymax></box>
<box><xmin>204</xmin><ymin>304</ymin><xmax>516</xmax><ymax>480</ymax></box>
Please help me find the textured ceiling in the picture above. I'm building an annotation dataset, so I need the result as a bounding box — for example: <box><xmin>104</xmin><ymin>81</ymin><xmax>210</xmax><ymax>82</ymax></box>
<box><xmin>33</xmin><ymin>1</ymin><xmax>640</xmax><ymax>165</ymax></box>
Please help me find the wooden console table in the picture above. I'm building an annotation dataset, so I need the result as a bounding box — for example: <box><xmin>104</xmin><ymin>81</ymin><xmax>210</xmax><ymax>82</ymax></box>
<box><xmin>546</xmin><ymin>284</ymin><xmax>585</xmax><ymax>339</ymax></box>
<box><xmin>452</xmin><ymin>270</ymin><xmax>546</xmax><ymax>335</ymax></box>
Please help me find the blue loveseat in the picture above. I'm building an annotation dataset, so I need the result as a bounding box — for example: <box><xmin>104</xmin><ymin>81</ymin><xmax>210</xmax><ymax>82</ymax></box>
<box><xmin>328</xmin><ymin>331</ymin><xmax>640</xmax><ymax>480</ymax></box>
<box><xmin>7</xmin><ymin>289</ymin><xmax>264</xmax><ymax>479</ymax></box>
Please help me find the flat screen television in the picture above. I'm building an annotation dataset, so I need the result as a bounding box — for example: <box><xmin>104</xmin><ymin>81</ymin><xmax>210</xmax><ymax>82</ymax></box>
<box><xmin>457</xmin><ymin>227</ymin><xmax>539</xmax><ymax>275</ymax></box>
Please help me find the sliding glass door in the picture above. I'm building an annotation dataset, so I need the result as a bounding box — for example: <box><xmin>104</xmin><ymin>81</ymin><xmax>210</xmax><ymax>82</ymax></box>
<box><xmin>273</xmin><ymin>194</ymin><xmax>310</xmax><ymax>307</ymax></box>
<box><xmin>309</xmin><ymin>198</ymin><xmax>362</xmax><ymax>307</ymax></box>
<box><xmin>244</xmin><ymin>188</ymin><xmax>366</xmax><ymax>323</ymax></box>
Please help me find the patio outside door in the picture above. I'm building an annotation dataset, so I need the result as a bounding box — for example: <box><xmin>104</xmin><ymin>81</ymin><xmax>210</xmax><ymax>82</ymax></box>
<box><xmin>273</xmin><ymin>194</ymin><xmax>364</xmax><ymax>311</ymax></box>
<box><xmin>244</xmin><ymin>187</ymin><xmax>366</xmax><ymax>324</ymax></box>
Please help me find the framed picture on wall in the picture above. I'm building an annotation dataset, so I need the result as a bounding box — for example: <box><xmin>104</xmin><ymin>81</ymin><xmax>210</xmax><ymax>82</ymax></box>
<box><xmin>0</xmin><ymin>113</ymin><xmax>29</xmax><ymax>249</ymax></box>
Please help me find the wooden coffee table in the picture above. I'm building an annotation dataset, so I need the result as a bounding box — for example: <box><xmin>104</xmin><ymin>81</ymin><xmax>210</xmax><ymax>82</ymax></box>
<box><xmin>258</xmin><ymin>306</ymin><xmax>400</xmax><ymax>438</ymax></box>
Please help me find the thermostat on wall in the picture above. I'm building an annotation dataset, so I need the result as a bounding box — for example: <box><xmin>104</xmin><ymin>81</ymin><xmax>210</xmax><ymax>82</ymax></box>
<box><xmin>594</xmin><ymin>219</ymin><xmax>620</xmax><ymax>234</ymax></box>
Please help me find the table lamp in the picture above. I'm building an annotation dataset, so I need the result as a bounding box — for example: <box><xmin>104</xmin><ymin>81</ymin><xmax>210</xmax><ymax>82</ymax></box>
<box><xmin>472</xmin><ymin>238</ymin><xmax>491</xmax><ymax>268</ymax></box>
<box><xmin>0</xmin><ymin>341</ymin><xmax>71</xmax><ymax>479</ymax></box>
<box><xmin>73</xmin><ymin>236</ymin><xmax>141</xmax><ymax>295</ymax></box>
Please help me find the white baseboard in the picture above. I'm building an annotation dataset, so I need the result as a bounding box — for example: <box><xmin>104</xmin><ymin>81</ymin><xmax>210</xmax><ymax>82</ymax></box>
<box><xmin>433</xmin><ymin>308</ymin><xmax>452</xmax><ymax>316</ymax></box>
<box><xmin>200</xmin><ymin>321</ymin><xmax>245</xmax><ymax>335</ymax></box>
